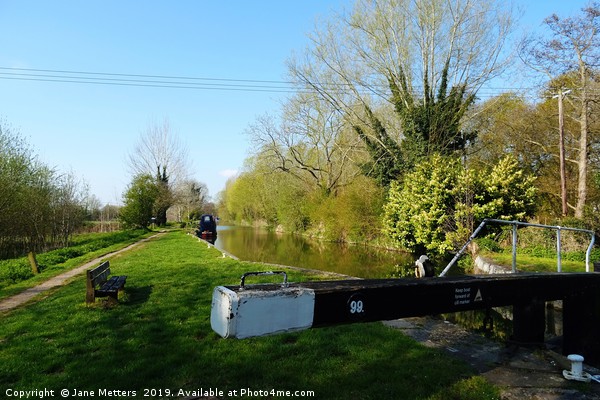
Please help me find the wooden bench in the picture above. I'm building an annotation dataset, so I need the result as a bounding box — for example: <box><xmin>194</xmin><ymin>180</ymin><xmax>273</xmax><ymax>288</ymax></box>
<box><xmin>86</xmin><ymin>261</ymin><xmax>127</xmax><ymax>304</ymax></box>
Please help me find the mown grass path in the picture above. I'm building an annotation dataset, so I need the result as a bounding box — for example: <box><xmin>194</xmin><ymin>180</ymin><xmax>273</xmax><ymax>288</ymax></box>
<box><xmin>0</xmin><ymin>231</ymin><xmax>495</xmax><ymax>399</ymax></box>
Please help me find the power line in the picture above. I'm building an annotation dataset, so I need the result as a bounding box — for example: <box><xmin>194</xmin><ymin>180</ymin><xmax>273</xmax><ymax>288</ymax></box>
<box><xmin>0</xmin><ymin>68</ymin><xmax>391</xmax><ymax>95</ymax></box>
<box><xmin>0</xmin><ymin>66</ymin><xmax>295</xmax><ymax>85</ymax></box>
<box><xmin>0</xmin><ymin>66</ymin><xmax>302</xmax><ymax>93</ymax></box>
<box><xmin>0</xmin><ymin>75</ymin><xmax>300</xmax><ymax>93</ymax></box>
<box><xmin>0</xmin><ymin>66</ymin><xmax>573</xmax><ymax>98</ymax></box>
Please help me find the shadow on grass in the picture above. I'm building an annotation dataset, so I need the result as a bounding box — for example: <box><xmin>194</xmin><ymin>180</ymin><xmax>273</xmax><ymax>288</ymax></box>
<box><xmin>122</xmin><ymin>285</ymin><xmax>153</xmax><ymax>306</ymax></box>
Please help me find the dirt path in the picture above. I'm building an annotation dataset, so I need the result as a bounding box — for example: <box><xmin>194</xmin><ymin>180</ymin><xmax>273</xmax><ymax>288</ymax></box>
<box><xmin>0</xmin><ymin>232</ymin><xmax>164</xmax><ymax>313</ymax></box>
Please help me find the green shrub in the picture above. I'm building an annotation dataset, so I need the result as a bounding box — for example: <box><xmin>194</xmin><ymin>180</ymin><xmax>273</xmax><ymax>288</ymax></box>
<box><xmin>475</xmin><ymin>237</ymin><xmax>503</xmax><ymax>253</ymax></box>
<box><xmin>383</xmin><ymin>154</ymin><xmax>537</xmax><ymax>256</ymax></box>
<box><xmin>0</xmin><ymin>259</ymin><xmax>33</xmax><ymax>284</ymax></box>
<box><xmin>307</xmin><ymin>176</ymin><xmax>385</xmax><ymax>242</ymax></box>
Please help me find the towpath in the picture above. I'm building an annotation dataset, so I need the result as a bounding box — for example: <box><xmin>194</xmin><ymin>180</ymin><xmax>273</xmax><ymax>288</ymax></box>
<box><xmin>0</xmin><ymin>232</ymin><xmax>164</xmax><ymax>313</ymax></box>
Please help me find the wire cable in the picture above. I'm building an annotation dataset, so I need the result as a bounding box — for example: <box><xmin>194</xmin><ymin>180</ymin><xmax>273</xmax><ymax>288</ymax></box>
<box><xmin>0</xmin><ymin>65</ymin><xmax>576</xmax><ymax>99</ymax></box>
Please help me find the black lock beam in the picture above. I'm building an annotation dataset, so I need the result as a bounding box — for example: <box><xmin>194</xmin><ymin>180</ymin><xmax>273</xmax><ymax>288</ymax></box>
<box><xmin>212</xmin><ymin>272</ymin><xmax>600</xmax><ymax>362</ymax></box>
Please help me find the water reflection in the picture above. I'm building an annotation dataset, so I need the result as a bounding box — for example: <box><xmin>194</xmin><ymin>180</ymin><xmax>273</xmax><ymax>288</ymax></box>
<box><xmin>214</xmin><ymin>226</ymin><xmax>412</xmax><ymax>279</ymax></box>
<box><xmin>444</xmin><ymin>303</ymin><xmax>564</xmax><ymax>343</ymax></box>
<box><xmin>444</xmin><ymin>308</ymin><xmax>513</xmax><ymax>341</ymax></box>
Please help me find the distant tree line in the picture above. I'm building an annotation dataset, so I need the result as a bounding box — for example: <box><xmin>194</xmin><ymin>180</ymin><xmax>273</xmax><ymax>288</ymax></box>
<box><xmin>0</xmin><ymin>116</ymin><xmax>215</xmax><ymax>262</ymax></box>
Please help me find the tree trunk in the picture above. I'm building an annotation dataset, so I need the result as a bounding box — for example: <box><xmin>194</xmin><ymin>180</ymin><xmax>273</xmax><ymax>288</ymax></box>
<box><xmin>557</xmin><ymin>90</ymin><xmax>568</xmax><ymax>216</ymax></box>
<box><xmin>575</xmin><ymin>70</ymin><xmax>588</xmax><ymax>219</ymax></box>
<box><xmin>575</xmin><ymin>112</ymin><xmax>588</xmax><ymax>218</ymax></box>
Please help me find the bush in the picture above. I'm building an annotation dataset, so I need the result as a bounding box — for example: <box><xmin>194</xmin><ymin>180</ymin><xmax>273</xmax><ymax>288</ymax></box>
<box><xmin>475</xmin><ymin>237</ymin><xmax>503</xmax><ymax>253</ymax></box>
<box><xmin>307</xmin><ymin>177</ymin><xmax>385</xmax><ymax>242</ymax></box>
<box><xmin>383</xmin><ymin>154</ymin><xmax>537</xmax><ymax>256</ymax></box>
<box><xmin>0</xmin><ymin>259</ymin><xmax>33</xmax><ymax>284</ymax></box>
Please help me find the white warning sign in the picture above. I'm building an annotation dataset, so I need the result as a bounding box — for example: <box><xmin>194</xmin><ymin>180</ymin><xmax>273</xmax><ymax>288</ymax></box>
<box><xmin>454</xmin><ymin>287</ymin><xmax>483</xmax><ymax>305</ymax></box>
<box><xmin>454</xmin><ymin>287</ymin><xmax>471</xmax><ymax>305</ymax></box>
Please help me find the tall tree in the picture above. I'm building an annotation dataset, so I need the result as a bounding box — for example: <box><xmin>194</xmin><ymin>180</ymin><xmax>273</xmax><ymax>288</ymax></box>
<box><xmin>520</xmin><ymin>2</ymin><xmax>600</xmax><ymax>218</ymax></box>
<box><xmin>127</xmin><ymin>118</ymin><xmax>190</xmax><ymax>225</ymax></box>
<box><xmin>288</xmin><ymin>0</ymin><xmax>516</xmax><ymax>184</ymax></box>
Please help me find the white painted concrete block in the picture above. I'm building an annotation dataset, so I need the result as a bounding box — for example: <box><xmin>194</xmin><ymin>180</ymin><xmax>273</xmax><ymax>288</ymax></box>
<box><xmin>210</xmin><ymin>286</ymin><xmax>315</xmax><ymax>339</ymax></box>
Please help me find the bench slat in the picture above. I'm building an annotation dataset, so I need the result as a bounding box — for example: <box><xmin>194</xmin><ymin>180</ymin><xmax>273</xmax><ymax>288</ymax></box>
<box><xmin>88</xmin><ymin>261</ymin><xmax>111</xmax><ymax>287</ymax></box>
<box><xmin>97</xmin><ymin>276</ymin><xmax>127</xmax><ymax>294</ymax></box>
<box><xmin>88</xmin><ymin>261</ymin><xmax>110</xmax><ymax>280</ymax></box>
<box><xmin>92</xmin><ymin>269</ymin><xmax>110</xmax><ymax>287</ymax></box>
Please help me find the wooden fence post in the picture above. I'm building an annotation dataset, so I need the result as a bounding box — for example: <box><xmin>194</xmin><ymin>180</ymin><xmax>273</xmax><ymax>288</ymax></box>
<box><xmin>27</xmin><ymin>251</ymin><xmax>40</xmax><ymax>274</ymax></box>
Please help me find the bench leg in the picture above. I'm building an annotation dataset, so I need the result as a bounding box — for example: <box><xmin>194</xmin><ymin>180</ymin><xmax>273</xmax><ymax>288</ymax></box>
<box><xmin>86</xmin><ymin>290</ymin><xmax>95</xmax><ymax>304</ymax></box>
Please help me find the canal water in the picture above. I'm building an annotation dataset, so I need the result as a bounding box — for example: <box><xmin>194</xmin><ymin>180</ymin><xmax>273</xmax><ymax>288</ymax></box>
<box><xmin>214</xmin><ymin>225</ymin><xmax>413</xmax><ymax>279</ymax></box>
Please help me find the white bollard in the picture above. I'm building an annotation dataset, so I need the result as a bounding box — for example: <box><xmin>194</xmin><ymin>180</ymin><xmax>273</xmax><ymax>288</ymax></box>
<box><xmin>569</xmin><ymin>354</ymin><xmax>584</xmax><ymax>376</ymax></box>
<box><xmin>563</xmin><ymin>354</ymin><xmax>592</xmax><ymax>382</ymax></box>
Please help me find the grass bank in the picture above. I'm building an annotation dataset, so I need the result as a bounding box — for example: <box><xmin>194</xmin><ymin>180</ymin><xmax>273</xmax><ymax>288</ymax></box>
<box><xmin>479</xmin><ymin>251</ymin><xmax>593</xmax><ymax>273</ymax></box>
<box><xmin>0</xmin><ymin>229</ymin><xmax>153</xmax><ymax>301</ymax></box>
<box><xmin>474</xmin><ymin>227</ymin><xmax>600</xmax><ymax>273</ymax></box>
<box><xmin>0</xmin><ymin>231</ymin><xmax>498</xmax><ymax>399</ymax></box>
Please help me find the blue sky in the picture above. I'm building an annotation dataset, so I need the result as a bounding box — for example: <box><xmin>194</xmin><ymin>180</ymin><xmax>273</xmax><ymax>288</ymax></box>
<box><xmin>0</xmin><ymin>0</ymin><xmax>590</xmax><ymax>205</ymax></box>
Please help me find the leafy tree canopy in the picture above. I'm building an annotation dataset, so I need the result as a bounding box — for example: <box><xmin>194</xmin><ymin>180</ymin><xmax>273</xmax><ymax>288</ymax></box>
<box><xmin>119</xmin><ymin>174</ymin><xmax>159</xmax><ymax>229</ymax></box>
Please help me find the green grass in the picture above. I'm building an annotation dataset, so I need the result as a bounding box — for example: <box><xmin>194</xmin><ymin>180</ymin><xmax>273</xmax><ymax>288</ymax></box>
<box><xmin>0</xmin><ymin>231</ymin><xmax>499</xmax><ymax>399</ymax></box>
<box><xmin>481</xmin><ymin>250</ymin><xmax>592</xmax><ymax>273</ymax></box>
<box><xmin>0</xmin><ymin>229</ymin><xmax>153</xmax><ymax>301</ymax></box>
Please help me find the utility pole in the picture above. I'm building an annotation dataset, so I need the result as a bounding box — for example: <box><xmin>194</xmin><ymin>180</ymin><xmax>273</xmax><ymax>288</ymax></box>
<box><xmin>553</xmin><ymin>89</ymin><xmax>571</xmax><ymax>217</ymax></box>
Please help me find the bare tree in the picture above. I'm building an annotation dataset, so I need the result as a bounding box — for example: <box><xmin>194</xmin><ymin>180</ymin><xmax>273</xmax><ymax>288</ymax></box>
<box><xmin>520</xmin><ymin>2</ymin><xmax>600</xmax><ymax>218</ymax></box>
<box><xmin>248</xmin><ymin>93</ymin><xmax>363</xmax><ymax>195</ymax></box>
<box><xmin>288</xmin><ymin>0</ymin><xmax>516</xmax><ymax>184</ymax></box>
<box><xmin>172</xmin><ymin>179</ymin><xmax>209</xmax><ymax>222</ymax></box>
<box><xmin>127</xmin><ymin>118</ymin><xmax>190</xmax><ymax>225</ymax></box>
<box><xmin>50</xmin><ymin>171</ymin><xmax>89</xmax><ymax>247</ymax></box>
<box><xmin>100</xmin><ymin>204</ymin><xmax>121</xmax><ymax>232</ymax></box>
<box><xmin>128</xmin><ymin>118</ymin><xmax>190</xmax><ymax>185</ymax></box>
